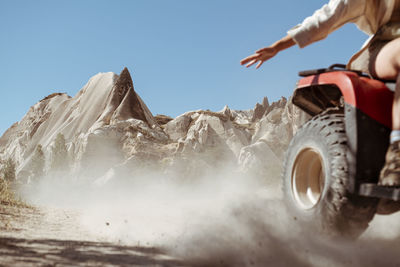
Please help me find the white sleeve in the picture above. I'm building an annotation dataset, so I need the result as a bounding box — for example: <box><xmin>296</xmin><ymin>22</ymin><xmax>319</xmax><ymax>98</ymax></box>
<box><xmin>287</xmin><ymin>0</ymin><xmax>366</xmax><ymax>48</ymax></box>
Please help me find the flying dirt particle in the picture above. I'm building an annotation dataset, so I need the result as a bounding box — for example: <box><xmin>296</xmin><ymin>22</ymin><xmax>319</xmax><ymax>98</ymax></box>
<box><xmin>106</xmin><ymin>222</ymin><xmax>110</xmax><ymax>226</ymax></box>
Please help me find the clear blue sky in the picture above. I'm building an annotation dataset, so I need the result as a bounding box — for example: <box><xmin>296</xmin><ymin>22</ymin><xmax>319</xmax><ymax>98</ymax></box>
<box><xmin>0</xmin><ymin>0</ymin><xmax>367</xmax><ymax>135</ymax></box>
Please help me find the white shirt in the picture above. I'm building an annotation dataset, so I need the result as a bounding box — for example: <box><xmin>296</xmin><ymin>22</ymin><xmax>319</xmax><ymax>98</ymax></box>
<box><xmin>287</xmin><ymin>0</ymin><xmax>396</xmax><ymax>49</ymax></box>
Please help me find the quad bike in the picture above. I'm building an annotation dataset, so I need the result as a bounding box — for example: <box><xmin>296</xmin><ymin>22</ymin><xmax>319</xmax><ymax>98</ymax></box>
<box><xmin>282</xmin><ymin>64</ymin><xmax>399</xmax><ymax>237</ymax></box>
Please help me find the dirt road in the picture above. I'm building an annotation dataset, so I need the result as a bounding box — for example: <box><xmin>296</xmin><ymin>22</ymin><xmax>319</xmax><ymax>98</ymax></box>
<box><xmin>0</xmin><ymin>205</ymin><xmax>185</xmax><ymax>266</ymax></box>
<box><xmin>2</xmin><ymin>184</ymin><xmax>400</xmax><ymax>267</ymax></box>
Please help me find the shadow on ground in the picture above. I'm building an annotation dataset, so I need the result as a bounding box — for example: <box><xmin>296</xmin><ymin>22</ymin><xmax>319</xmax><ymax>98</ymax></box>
<box><xmin>0</xmin><ymin>236</ymin><xmax>185</xmax><ymax>266</ymax></box>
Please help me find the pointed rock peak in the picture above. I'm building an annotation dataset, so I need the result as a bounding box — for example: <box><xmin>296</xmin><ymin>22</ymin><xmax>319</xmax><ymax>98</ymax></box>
<box><xmin>262</xmin><ymin>96</ymin><xmax>269</xmax><ymax>108</ymax></box>
<box><xmin>222</xmin><ymin>105</ymin><xmax>230</xmax><ymax>112</ymax></box>
<box><xmin>252</xmin><ymin>96</ymin><xmax>269</xmax><ymax>122</ymax></box>
<box><xmin>277</xmin><ymin>97</ymin><xmax>287</xmax><ymax>108</ymax></box>
<box><xmin>221</xmin><ymin>105</ymin><xmax>232</xmax><ymax>118</ymax></box>
<box><xmin>114</xmin><ymin>67</ymin><xmax>134</xmax><ymax>93</ymax></box>
<box><xmin>111</xmin><ymin>67</ymin><xmax>157</xmax><ymax>126</ymax></box>
<box><xmin>121</xmin><ymin>66</ymin><xmax>129</xmax><ymax>74</ymax></box>
<box><xmin>93</xmin><ymin>67</ymin><xmax>157</xmax><ymax>127</ymax></box>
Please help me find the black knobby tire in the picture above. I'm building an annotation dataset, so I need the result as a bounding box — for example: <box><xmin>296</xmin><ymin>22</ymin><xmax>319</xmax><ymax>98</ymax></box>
<box><xmin>282</xmin><ymin>110</ymin><xmax>378</xmax><ymax>238</ymax></box>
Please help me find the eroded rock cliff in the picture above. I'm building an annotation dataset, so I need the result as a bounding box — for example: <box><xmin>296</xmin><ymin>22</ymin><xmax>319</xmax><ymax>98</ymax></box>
<box><xmin>0</xmin><ymin>68</ymin><xmax>308</xmax><ymax>183</ymax></box>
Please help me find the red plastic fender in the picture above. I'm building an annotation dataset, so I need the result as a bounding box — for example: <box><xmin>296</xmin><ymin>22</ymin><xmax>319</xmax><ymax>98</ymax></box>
<box><xmin>298</xmin><ymin>71</ymin><xmax>394</xmax><ymax>129</ymax></box>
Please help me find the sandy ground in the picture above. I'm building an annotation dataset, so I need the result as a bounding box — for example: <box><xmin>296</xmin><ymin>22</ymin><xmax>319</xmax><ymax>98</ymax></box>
<box><xmin>2</xmin><ymin>180</ymin><xmax>400</xmax><ymax>267</ymax></box>
<box><xmin>0</xmin><ymin>204</ymin><xmax>185</xmax><ymax>266</ymax></box>
<box><xmin>2</xmin><ymin>203</ymin><xmax>400</xmax><ymax>267</ymax></box>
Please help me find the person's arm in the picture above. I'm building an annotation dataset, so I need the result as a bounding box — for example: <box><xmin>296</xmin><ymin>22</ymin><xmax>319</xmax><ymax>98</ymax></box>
<box><xmin>240</xmin><ymin>34</ymin><xmax>295</xmax><ymax>69</ymax></box>
<box><xmin>241</xmin><ymin>0</ymin><xmax>365</xmax><ymax>69</ymax></box>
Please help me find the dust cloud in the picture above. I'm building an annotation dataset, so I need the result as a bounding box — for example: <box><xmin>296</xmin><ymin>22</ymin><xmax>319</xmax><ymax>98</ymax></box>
<box><xmin>19</xmin><ymin>157</ymin><xmax>400</xmax><ymax>267</ymax></box>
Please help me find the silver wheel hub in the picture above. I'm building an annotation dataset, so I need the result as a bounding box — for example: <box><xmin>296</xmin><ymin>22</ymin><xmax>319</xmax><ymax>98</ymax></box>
<box><xmin>291</xmin><ymin>148</ymin><xmax>325</xmax><ymax>210</ymax></box>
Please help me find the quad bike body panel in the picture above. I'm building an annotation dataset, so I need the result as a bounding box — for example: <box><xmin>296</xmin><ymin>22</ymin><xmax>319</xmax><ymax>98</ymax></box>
<box><xmin>296</xmin><ymin>70</ymin><xmax>393</xmax><ymax>128</ymax></box>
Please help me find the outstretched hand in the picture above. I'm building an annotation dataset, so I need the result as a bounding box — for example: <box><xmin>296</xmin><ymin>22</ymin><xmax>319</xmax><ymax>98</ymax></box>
<box><xmin>240</xmin><ymin>47</ymin><xmax>278</xmax><ymax>69</ymax></box>
<box><xmin>240</xmin><ymin>35</ymin><xmax>295</xmax><ymax>69</ymax></box>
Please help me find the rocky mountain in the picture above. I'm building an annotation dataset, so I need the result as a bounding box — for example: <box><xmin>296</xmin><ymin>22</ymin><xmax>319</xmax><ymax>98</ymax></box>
<box><xmin>0</xmin><ymin>68</ymin><xmax>309</xmax><ymax>183</ymax></box>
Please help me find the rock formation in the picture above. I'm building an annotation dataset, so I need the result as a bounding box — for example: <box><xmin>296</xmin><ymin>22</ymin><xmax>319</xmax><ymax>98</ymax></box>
<box><xmin>0</xmin><ymin>68</ymin><xmax>309</xmax><ymax>183</ymax></box>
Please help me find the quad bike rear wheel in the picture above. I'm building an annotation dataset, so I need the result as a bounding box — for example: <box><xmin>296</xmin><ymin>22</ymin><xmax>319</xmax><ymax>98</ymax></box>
<box><xmin>282</xmin><ymin>110</ymin><xmax>378</xmax><ymax>238</ymax></box>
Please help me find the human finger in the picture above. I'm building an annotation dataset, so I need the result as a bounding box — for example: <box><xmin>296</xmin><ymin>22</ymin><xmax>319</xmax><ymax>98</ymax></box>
<box><xmin>245</xmin><ymin>59</ymin><xmax>258</xmax><ymax>68</ymax></box>
<box><xmin>255</xmin><ymin>60</ymin><xmax>264</xmax><ymax>69</ymax></box>
<box><xmin>240</xmin><ymin>54</ymin><xmax>259</xmax><ymax>65</ymax></box>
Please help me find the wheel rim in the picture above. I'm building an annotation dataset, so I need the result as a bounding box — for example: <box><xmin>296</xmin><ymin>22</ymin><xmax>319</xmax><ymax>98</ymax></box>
<box><xmin>291</xmin><ymin>148</ymin><xmax>325</xmax><ymax>210</ymax></box>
